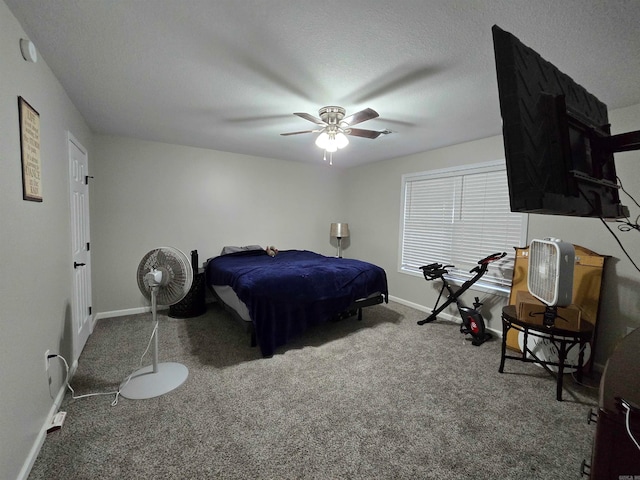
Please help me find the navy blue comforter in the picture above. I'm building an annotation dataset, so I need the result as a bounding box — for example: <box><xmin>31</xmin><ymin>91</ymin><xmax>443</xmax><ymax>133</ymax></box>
<box><xmin>206</xmin><ymin>249</ymin><xmax>388</xmax><ymax>356</ymax></box>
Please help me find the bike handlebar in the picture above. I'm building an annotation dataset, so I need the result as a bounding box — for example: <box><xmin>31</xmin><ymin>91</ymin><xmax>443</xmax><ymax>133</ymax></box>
<box><xmin>477</xmin><ymin>252</ymin><xmax>507</xmax><ymax>265</ymax></box>
<box><xmin>420</xmin><ymin>263</ymin><xmax>454</xmax><ymax>281</ymax></box>
<box><xmin>420</xmin><ymin>253</ymin><xmax>506</xmax><ymax>279</ymax></box>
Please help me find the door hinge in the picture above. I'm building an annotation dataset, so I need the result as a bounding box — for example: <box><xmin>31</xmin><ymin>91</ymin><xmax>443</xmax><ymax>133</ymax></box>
<box><xmin>87</xmin><ymin>242</ymin><xmax>90</xmax><ymax>251</ymax></box>
<box><xmin>89</xmin><ymin>306</ymin><xmax>92</xmax><ymax>315</ymax></box>
<box><xmin>85</xmin><ymin>175</ymin><xmax>94</xmax><ymax>185</ymax></box>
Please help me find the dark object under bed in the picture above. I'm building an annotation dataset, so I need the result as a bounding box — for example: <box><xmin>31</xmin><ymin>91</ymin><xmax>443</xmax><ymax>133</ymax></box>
<box><xmin>206</xmin><ymin>249</ymin><xmax>388</xmax><ymax>356</ymax></box>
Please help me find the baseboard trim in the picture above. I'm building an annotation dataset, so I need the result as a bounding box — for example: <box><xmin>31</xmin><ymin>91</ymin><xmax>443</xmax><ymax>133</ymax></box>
<box><xmin>388</xmin><ymin>295</ymin><xmax>504</xmax><ymax>339</ymax></box>
<box><xmin>18</xmin><ymin>359</ymin><xmax>77</xmax><ymax>480</ymax></box>
<box><xmin>94</xmin><ymin>302</ymin><xmax>211</xmax><ymax>322</ymax></box>
<box><xmin>388</xmin><ymin>295</ymin><xmax>429</xmax><ymax>313</ymax></box>
<box><xmin>94</xmin><ymin>306</ymin><xmax>150</xmax><ymax>321</ymax></box>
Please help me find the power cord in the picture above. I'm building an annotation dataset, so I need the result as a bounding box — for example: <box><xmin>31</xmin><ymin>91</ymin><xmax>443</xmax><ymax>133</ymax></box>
<box><xmin>111</xmin><ymin>320</ymin><xmax>159</xmax><ymax>406</ymax></box>
<box><xmin>620</xmin><ymin>398</ymin><xmax>640</xmax><ymax>452</ymax></box>
<box><xmin>577</xmin><ymin>185</ymin><xmax>640</xmax><ymax>274</ymax></box>
<box><xmin>49</xmin><ymin>319</ymin><xmax>160</xmax><ymax>407</ymax></box>
<box><xmin>49</xmin><ymin>354</ymin><xmax>118</xmax><ymax>402</ymax></box>
<box><xmin>615</xmin><ymin>176</ymin><xmax>640</xmax><ymax>233</ymax></box>
<box><xmin>618</xmin><ymin>175</ymin><xmax>640</xmax><ymax>210</ymax></box>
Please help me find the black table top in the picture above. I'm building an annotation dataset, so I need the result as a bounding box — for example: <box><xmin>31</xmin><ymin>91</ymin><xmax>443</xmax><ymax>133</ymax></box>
<box><xmin>502</xmin><ymin>305</ymin><xmax>593</xmax><ymax>338</ymax></box>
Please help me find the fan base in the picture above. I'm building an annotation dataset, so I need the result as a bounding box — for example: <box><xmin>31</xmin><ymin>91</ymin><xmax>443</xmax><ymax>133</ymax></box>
<box><xmin>119</xmin><ymin>362</ymin><xmax>188</xmax><ymax>400</ymax></box>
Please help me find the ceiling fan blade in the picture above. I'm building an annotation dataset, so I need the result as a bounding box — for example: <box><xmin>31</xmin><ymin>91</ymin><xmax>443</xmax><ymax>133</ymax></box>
<box><xmin>294</xmin><ymin>112</ymin><xmax>326</xmax><ymax>126</ymax></box>
<box><xmin>341</xmin><ymin>108</ymin><xmax>379</xmax><ymax>126</ymax></box>
<box><xmin>280</xmin><ymin>129</ymin><xmax>321</xmax><ymax>136</ymax></box>
<box><xmin>347</xmin><ymin>128</ymin><xmax>385</xmax><ymax>139</ymax></box>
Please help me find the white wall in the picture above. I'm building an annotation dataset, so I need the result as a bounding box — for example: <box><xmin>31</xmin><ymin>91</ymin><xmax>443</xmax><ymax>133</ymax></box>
<box><xmin>342</xmin><ymin>135</ymin><xmax>506</xmax><ymax>309</ymax></box>
<box><xmin>0</xmin><ymin>2</ymin><xmax>93</xmax><ymax>478</ymax></box>
<box><xmin>3</xmin><ymin>0</ymin><xmax>639</xmax><ymax>475</ymax></box>
<box><xmin>90</xmin><ymin>135</ymin><xmax>347</xmax><ymax>314</ymax></box>
<box><xmin>344</xmin><ymin>104</ymin><xmax>640</xmax><ymax>369</ymax></box>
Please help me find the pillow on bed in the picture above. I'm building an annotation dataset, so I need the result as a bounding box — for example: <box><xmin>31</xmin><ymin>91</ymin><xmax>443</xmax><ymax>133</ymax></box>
<box><xmin>220</xmin><ymin>245</ymin><xmax>263</xmax><ymax>256</ymax></box>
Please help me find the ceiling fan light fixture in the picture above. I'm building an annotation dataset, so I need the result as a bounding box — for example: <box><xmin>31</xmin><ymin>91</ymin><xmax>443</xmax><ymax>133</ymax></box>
<box><xmin>316</xmin><ymin>131</ymin><xmax>338</xmax><ymax>152</ymax></box>
<box><xmin>325</xmin><ymin>141</ymin><xmax>338</xmax><ymax>153</ymax></box>
<box><xmin>315</xmin><ymin>130</ymin><xmax>348</xmax><ymax>153</ymax></box>
<box><xmin>335</xmin><ymin>132</ymin><xmax>349</xmax><ymax>149</ymax></box>
<box><xmin>315</xmin><ymin>131</ymin><xmax>330</xmax><ymax>149</ymax></box>
<box><xmin>283</xmin><ymin>106</ymin><xmax>387</xmax><ymax>164</ymax></box>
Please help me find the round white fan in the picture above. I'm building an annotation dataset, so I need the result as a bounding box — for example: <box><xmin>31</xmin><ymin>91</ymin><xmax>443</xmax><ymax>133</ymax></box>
<box><xmin>120</xmin><ymin>247</ymin><xmax>193</xmax><ymax>400</ymax></box>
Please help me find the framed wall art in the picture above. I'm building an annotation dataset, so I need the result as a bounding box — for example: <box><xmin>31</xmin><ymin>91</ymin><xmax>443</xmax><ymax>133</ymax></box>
<box><xmin>18</xmin><ymin>96</ymin><xmax>42</xmax><ymax>202</ymax></box>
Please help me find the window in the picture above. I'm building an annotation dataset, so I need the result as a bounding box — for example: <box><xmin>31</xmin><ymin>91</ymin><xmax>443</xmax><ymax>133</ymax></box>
<box><xmin>399</xmin><ymin>160</ymin><xmax>527</xmax><ymax>294</ymax></box>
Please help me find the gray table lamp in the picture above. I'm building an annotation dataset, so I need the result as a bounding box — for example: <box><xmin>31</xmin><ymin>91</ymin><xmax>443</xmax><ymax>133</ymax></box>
<box><xmin>330</xmin><ymin>222</ymin><xmax>350</xmax><ymax>258</ymax></box>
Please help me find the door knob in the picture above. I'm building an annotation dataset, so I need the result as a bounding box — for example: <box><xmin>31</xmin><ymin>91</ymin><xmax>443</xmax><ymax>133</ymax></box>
<box><xmin>74</xmin><ymin>262</ymin><xmax>86</xmax><ymax>268</ymax></box>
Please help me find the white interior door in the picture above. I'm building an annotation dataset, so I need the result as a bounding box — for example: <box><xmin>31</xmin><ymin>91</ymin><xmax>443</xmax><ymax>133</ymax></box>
<box><xmin>69</xmin><ymin>134</ymin><xmax>92</xmax><ymax>361</ymax></box>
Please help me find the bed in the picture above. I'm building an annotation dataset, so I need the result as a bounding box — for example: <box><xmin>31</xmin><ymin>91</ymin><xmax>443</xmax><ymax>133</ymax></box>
<box><xmin>205</xmin><ymin>248</ymin><xmax>388</xmax><ymax>357</ymax></box>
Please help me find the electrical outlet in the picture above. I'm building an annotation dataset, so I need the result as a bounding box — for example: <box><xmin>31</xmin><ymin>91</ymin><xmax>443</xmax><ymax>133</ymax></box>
<box><xmin>45</xmin><ymin>349</ymin><xmax>50</xmax><ymax>371</ymax></box>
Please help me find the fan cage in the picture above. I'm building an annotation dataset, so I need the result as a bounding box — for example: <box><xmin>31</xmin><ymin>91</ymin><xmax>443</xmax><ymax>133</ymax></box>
<box><xmin>137</xmin><ymin>247</ymin><xmax>194</xmax><ymax>306</ymax></box>
<box><xmin>527</xmin><ymin>238</ymin><xmax>575</xmax><ymax>307</ymax></box>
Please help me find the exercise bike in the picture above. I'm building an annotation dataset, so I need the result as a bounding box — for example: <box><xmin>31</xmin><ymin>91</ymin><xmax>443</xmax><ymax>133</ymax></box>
<box><xmin>417</xmin><ymin>252</ymin><xmax>506</xmax><ymax>346</ymax></box>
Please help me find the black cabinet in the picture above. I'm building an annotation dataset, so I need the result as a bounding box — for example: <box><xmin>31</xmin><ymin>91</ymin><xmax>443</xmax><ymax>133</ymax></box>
<box><xmin>587</xmin><ymin>328</ymin><xmax>640</xmax><ymax>478</ymax></box>
<box><xmin>589</xmin><ymin>407</ymin><xmax>640</xmax><ymax>478</ymax></box>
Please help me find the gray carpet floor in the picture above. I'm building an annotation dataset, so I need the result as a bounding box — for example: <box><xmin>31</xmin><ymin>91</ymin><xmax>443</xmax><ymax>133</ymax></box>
<box><xmin>28</xmin><ymin>301</ymin><xmax>599</xmax><ymax>479</ymax></box>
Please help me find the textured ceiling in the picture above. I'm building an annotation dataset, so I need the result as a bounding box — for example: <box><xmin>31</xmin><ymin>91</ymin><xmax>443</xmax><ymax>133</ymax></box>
<box><xmin>6</xmin><ymin>0</ymin><xmax>640</xmax><ymax>168</ymax></box>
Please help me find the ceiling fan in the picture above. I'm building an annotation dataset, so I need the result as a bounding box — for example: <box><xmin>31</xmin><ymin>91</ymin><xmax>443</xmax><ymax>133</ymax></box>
<box><xmin>281</xmin><ymin>106</ymin><xmax>391</xmax><ymax>164</ymax></box>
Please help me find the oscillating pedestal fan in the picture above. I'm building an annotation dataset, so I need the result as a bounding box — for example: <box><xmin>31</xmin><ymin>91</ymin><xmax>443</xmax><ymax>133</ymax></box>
<box><xmin>119</xmin><ymin>247</ymin><xmax>193</xmax><ymax>400</ymax></box>
<box><xmin>527</xmin><ymin>238</ymin><xmax>575</xmax><ymax>327</ymax></box>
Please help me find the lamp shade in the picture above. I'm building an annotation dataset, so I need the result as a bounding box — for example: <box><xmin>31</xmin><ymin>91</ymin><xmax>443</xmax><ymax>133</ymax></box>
<box><xmin>315</xmin><ymin>131</ymin><xmax>330</xmax><ymax>149</ymax></box>
<box><xmin>330</xmin><ymin>223</ymin><xmax>350</xmax><ymax>238</ymax></box>
<box><xmin>316</xmin><ymin>130</ymin><xmax>349</xmax><ymax>153</ymax></box>
<box><xmin>335</xmin><ymin>132</ymin><xmax>349</xmax><ymax>149</ymax></box>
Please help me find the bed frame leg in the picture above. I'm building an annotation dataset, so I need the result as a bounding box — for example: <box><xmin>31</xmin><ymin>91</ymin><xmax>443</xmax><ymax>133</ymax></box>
<box><xmin>358</xmin><ymin>308</ymin><xmax>363</xmax><ymax>321</ymax></box>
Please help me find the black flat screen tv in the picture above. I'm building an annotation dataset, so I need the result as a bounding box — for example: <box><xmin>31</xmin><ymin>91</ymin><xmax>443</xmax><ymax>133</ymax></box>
<box><xmin>492</xmin><ymin>25</ymin><xmax>638</xmax><ymax>219</ymax></box>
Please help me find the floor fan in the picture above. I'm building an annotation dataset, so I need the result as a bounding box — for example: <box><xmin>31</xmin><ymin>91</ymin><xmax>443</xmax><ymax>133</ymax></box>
<box><xmin>527</xmin><ymin>238</ymin><xmax>575</xmax><ymax>327</ymax></box>
<box><xmin>119</xmin><ymin>247</ymin><xmax>193</xmax><ymax>400</ymax></box>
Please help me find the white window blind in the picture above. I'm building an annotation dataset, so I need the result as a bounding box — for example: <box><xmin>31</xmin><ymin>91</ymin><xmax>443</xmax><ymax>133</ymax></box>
<box><xmin>400</xmin><ymin>160</ymin><xmax>527</xmax><ymax>292</ymax></box>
